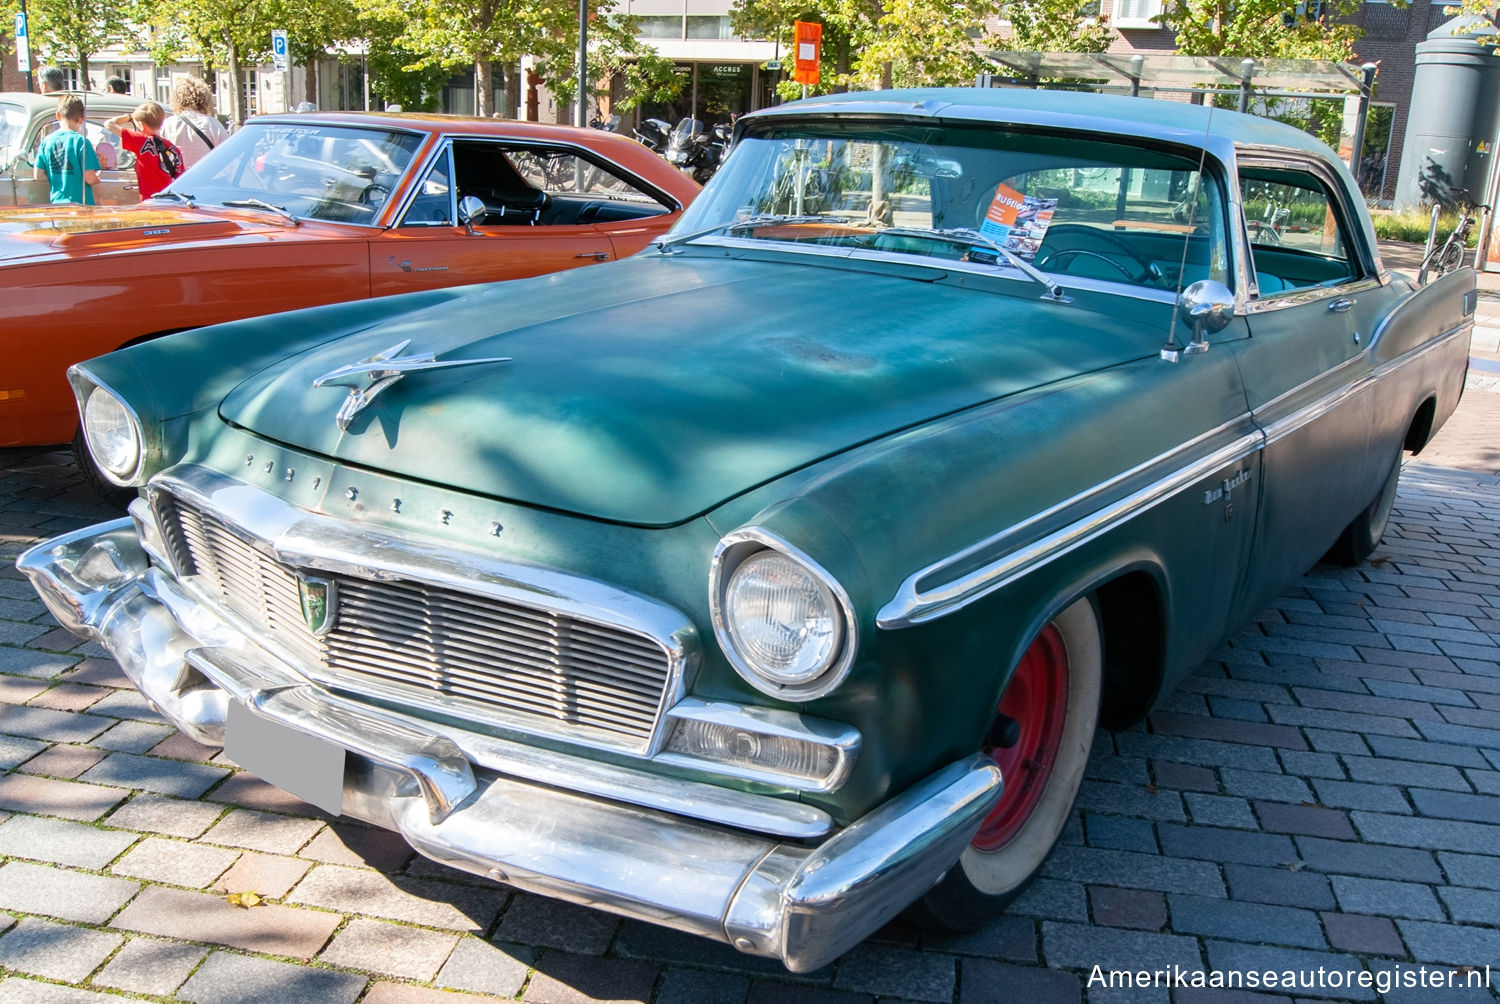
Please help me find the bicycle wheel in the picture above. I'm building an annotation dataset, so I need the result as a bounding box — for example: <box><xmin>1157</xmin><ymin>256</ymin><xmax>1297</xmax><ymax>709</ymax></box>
<box><xmin>1438</xmin><ymin>238</ymin><xmax>1466</xmax><ymax>275</ymax></box>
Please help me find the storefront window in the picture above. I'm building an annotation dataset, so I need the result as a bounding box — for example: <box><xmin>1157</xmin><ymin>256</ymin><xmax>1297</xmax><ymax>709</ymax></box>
<box><xmin>635</xmin><ymin>15</ymin><xmax>684</xmax><ymax>39</ymax></box>
<box><xmin>685</xmin><ymin>15</ymin><xmax>736</xmax><ymax>39</ymax></box>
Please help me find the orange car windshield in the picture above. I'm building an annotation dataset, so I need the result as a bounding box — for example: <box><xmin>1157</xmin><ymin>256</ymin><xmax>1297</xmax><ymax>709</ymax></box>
<box><xmin>161</xmin><ymin>121</ymin><xmax>424</xmax><ymax>226</ymax></box>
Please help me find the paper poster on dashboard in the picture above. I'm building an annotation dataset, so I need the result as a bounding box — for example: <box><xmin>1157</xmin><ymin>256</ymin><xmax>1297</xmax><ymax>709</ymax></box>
<box><xmin>977</xmin><ymin>183</ymin><xmax>1058</xmax><ymax>261</ymax></box>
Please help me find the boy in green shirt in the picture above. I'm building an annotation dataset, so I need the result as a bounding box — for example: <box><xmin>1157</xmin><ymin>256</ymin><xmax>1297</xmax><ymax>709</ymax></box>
<box><xmin>33</xmin><ymin>96</ymin><xmax>101</xmax><ymax>205</ymax></box>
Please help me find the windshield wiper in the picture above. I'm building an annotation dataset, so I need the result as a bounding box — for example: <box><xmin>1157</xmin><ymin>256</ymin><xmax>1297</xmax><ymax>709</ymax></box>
<box><xmin>881</xmin><ymin>227</ymin><xmax>1068</xmax><ymax>302</ymax></box>
<box><xmin>150</xmin><ymin>190</ymin><xmax>196</xmax><ymax>207</ymax></box>
<box><xmin>653</xmin><ymin>213</ymin><xmax>845</xmax><ymax>254</ymax></box>
<box><xmin>220</xmin><ymin>199</ymin><xmax>299</xmax><ymax>224</ymax></box>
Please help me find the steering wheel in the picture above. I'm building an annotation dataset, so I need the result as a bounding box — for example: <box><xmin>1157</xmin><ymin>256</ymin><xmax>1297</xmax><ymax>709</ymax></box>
<box><xmin>1035</xmin><ymin>224</ymin><xmax>1158</xmax><ymax>284</ymax></box>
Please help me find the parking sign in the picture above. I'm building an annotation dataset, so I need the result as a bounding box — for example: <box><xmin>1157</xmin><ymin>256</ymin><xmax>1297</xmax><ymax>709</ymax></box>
<box><xmin>14</xmin><ymin>13</ymin><xmax>30</xmax><ymax>74</ymax></box>
<box><xmin>271</xmin><ymin>29</ymin><xmax>289</xmax><ymax>72</ymax></box>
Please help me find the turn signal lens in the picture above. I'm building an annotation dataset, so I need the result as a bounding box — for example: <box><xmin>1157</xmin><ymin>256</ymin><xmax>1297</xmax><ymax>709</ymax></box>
<box><xmin>666</xmin><ymin>718</ymin><xmax>839</xmax><ymax>783</ymax></box>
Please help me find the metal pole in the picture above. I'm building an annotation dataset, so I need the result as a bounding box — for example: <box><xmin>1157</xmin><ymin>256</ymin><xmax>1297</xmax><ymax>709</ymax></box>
<box><xmin>1347</xmin><ymin>62</ymin><xmax>1377</xmax><ymax>173</ymax></box>
<box><xmin>575</xmin><ymin>0</ymin><xmax>587</xmax><ymax>127</ymax></box>
<box><xmin>1237</xmin><ymin>58</ymin><xmax>1255</xmax><ymax>114</ymax></box>
<box><xmin>18</xmin><ymin>0</ymin><xmax>32</xmax><ymax>92</ymax></box>
<box><xmin>1129</xmin><ymin>55</ymin><xmax>1144</xmax><ymax>98</ymax></box>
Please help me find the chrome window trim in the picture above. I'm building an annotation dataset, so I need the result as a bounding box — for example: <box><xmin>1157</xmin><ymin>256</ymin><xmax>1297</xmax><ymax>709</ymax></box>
<box><xmin>1242</xmin><ymin>276</ymin><xmax>1384</xmax><ymax>316</ymax></box>
<box><xmin>393</xmin><ymin>140</ymin><xmax>457</xmax><ymax>228</ymax></box>
<box><xmin>878</xmin><ymin>320</ymin><xmax>1469</xmax><ymax>629</ymax></box>
<box><xmin>710</xmin><ymin>526</ymin><xmax>860</xmax><ymax>702</ymax></box>
<box><xmin>147</xmin><ymin>464</ymin><xmax>697</xmax><ymax>756</ymax></box>
<box><xmin>658</xmin><ymin>697</ymin><xmax>863</xmax><ymax>793</ymax></box>
<box><xmin>391</xmin><ymin>132</ymin><xmax>681</xmax><ymax>225</ymax></box>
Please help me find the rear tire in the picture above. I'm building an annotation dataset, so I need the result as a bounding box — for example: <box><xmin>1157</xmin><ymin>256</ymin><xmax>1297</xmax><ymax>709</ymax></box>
<box><xmin>1327</xmin><ymin>449</ymin><xmax>1401</xmax><ymax>566</ymax></box>
<box><xmin>909</xmin><ymin>597</ymin><xmax>1103</xmax><ymax>931</ymax></box>
<box><xmin>71</xmin><ymin>430</ymin><xmax>135</xmax><ymax>509</ymax></box>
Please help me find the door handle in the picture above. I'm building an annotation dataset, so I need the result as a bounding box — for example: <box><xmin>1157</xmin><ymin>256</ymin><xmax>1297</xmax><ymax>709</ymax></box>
<box><xmin>575</xmin><ymin>252</ymin><xmax>611</xmax><ymax>261</ymax></box>
<box><xmin>1329</xmin><ymin>298</ymin><xmax>1356</xmax><ymax>312</ymax></box>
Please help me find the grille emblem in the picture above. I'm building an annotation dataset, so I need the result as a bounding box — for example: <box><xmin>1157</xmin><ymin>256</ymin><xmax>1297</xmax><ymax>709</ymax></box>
<box><xmin>297</xmin><ymin>576</ymin><xmax>338</xmax><ymax>636</ymax></box>
<box><xmin>312</xmin><ymin>339</ymin><xmax>511</xmax><ymax>431</ymax></box>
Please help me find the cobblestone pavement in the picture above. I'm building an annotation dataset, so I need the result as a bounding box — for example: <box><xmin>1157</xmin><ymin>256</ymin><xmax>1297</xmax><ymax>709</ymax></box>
<box><xmin>2</xmin><ymin>275</ymin><xmax>1499</xmax><ymax>1001</ymax></box>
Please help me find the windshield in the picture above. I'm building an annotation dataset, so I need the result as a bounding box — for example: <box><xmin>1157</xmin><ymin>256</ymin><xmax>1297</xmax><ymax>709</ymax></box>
<box><xmin>673</xmin><ymin>120</ymin><xmax>1230</xmax><ymax>291</ymax></box>
<box><xmin>161</xmin><ymin>121</ymin><xmax>424</xmax><ymax>225</ymax></box>
<box><xmin>0</xmin><ymin>102</ymin><xmax>27</xmax><ymax>168</ymax></box>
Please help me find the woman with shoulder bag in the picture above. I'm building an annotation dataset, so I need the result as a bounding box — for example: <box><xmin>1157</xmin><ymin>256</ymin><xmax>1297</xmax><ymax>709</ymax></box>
<box><xmin>161</xmin><ymin>76</ymin><xmax>230</xmax><ymax>170</ymax></box>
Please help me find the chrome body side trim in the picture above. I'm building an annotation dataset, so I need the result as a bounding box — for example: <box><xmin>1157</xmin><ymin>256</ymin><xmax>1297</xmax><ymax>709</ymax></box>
<box><xmin>877</xmin><ymin>420</ymin><xmax>1263</xmax><ymax>629</ymax></box>
<box><xmin>15</xmin><ymin>520</ymin><xmax>1002</xmax><ymax>973</ymax></box>
<box><xmin>878</xmin><ymin>314</ymin><xmax>1469</xmax><ymax>630</ymax></box>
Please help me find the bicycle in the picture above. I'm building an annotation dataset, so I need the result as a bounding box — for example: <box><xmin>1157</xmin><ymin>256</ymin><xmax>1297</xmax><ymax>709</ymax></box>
<box><xmin>1418</xmin><ymin>202</ymin><xmax>1488</xmax><ymax>284</ymax></box>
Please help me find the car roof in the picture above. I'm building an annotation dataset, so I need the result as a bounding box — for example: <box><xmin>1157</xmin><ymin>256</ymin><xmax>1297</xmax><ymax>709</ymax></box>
<box><xmin>249</xmin><ymin>111</ymin><xmax>636</xmax><ymax>144</ymax></box>
<box><xmin>0</xmin><ymin>90</ymin><xmax>141</xmax><ymax>114</ymax></box>
<box><xmin>742</xmin><ymin>87</ymin><xmax>1342</xmax><ymax>166</ymax></box>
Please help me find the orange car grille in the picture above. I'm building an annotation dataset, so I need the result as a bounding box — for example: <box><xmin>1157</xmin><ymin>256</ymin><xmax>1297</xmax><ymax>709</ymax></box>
<box><xmin>157</xmin><ymin>497</ymin><xmax>672</xmax><ymax>750</ymax></box>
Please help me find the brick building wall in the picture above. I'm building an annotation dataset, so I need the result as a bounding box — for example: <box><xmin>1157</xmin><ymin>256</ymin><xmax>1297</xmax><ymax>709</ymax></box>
<box><xmin>3</xmin><ymin>31</ymin><xmax>28</xmax><ymax>92</ymax></box>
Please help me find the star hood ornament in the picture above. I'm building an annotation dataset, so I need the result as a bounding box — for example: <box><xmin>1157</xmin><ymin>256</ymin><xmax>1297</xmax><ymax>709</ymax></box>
<box><xmin>312</xmin><ymin>339</ymin><xmax>511</xmax><ymax>431</ymax></box>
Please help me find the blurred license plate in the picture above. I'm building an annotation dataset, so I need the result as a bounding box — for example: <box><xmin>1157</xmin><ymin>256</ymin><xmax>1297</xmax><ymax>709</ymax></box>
<box><xmin>224</xmin><ymin>702</ymin><xmax>345</xmax><ymax>815</ymax></box>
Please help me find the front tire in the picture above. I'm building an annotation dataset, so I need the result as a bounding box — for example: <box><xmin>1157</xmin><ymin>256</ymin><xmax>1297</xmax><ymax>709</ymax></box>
<box><xmin>910</xmin><ymin>597</ymin><xmax>1103</xmax><ymax>931</ymax></box>
<box><xmin>71</xmin><ymin>430</ymin><xmax>135</xmax><ymax>509</ymax></box>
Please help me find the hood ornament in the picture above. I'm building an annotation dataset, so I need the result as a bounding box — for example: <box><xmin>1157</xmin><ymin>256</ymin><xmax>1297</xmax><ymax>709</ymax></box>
<box><xmin>312</xmin><ymin>339</ymin><xmax>511</xmax><ymax>431</ymax></box>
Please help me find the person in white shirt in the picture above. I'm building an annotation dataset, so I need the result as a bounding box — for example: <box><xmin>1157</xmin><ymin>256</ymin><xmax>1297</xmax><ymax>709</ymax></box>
<box><xmin>160</xmin><ymin>77</ymin><xmax>230</xmax><ymax>170</ymax></box>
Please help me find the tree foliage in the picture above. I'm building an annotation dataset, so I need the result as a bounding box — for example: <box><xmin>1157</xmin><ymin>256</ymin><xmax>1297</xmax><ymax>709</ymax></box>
<box><xmin>352</xmin><ymin>0</ymin><xmax>678</xmax><ymax>117</ymax></box>
<box><xmin>1004</xmin><ymin>0</ymin><xmax>1111</xmax><ymax>53</ymax></box>
<box><xmin>149</xmin><ymin>0</ymin><xmax>282</xmax><ymax>122</ymax></box>
<box><xmin>1158</xmin><ymin>0</ymin><xmax>1362</xmax><ymax>60</ymax></box>
<box><xmin>21</xmin><ymin>0</ymin><xmax>139</xmax><ymax>82</ymax></box>
<box><xmin>731</xmin><ymin>0</ymin><xmax>1001</xmax><ymax>98</ymax></box>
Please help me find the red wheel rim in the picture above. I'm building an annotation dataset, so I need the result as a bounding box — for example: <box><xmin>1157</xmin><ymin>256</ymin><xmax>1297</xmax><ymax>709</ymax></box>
<box><xmin>972</xmin><ymin>624</ymin><xmax>1070</xmax><ymax>851</ymax></box>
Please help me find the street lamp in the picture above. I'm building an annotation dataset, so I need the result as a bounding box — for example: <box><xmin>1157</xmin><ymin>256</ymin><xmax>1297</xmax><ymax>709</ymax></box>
<box><xmin>575</xmin><ymin>0</ymin><xmax>588</xmax><ymax>127</ymax></box>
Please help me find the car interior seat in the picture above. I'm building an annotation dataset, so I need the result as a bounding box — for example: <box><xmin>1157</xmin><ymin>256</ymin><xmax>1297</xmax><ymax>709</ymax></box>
<box><xmin>452</xmin><ymin>144</ymin><xmax>551</xmax><ymax>225</ymax></box>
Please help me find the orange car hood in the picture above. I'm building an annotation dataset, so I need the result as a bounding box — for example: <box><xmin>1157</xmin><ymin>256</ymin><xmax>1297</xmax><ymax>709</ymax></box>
<box><xmin>0</xmin><ymin>204</ymin><xmax>275</xmax><ymax>263</ymax></box>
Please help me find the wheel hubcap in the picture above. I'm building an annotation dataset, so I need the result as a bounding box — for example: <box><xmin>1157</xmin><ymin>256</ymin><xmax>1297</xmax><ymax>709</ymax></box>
<box><xmin>972</xmin><ymin>624</ymin><xmax>1069</xmax><ymax>851</ymax></box>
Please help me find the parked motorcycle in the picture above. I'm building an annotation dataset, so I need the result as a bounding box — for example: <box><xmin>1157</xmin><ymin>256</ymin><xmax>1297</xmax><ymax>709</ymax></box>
<box><xmin>632</xmin><ymin>118</ymin><xmax>671</xmax><ymax>153</ymax></box>
<box><xmin>664</xmin><ymin>118</ymin><xmax>731</xmax><ymax>184</ymax></box>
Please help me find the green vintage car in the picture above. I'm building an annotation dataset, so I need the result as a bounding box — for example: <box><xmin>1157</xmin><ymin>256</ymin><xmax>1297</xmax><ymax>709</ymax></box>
<box><xmin>19</xmin><ymin>89</ymin><xmax>1475</xmax><ymax>970</ymax></box>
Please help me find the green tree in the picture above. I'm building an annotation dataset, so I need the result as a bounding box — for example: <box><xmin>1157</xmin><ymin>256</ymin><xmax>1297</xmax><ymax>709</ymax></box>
<box><xmin>151</xmin><ymin>0</ymin><xmax>281</xmax><ymax>123</ymax></box>
<box><xmin>24</xmin><ymin>0</ymin><xmax>139</xmax><ymax>84</ymax></box>
<box><xmin>1004</xmin><ymin>0</ymin><xmax>1111</xmax><ymax>53</ymax></box>
<box><xmin>1158</xmin><ymin>0</ymin><xmax>1362</xmax><ymax>59</ymax></box>
<box><xmin>732</xmin><ymin>0</ymin><xmax>1002</xmax><ymax>98</ymax></box>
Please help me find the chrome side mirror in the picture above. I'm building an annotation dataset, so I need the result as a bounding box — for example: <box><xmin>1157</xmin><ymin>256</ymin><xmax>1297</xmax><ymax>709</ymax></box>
<box><xmin>1163</xmin><ymin>279</ymin><xmax>1234</xmax><ymax>362</ymax></box>
<box><xmin>458</xmin><ymin>195</ymin><xmax>488</xmax><ymax>234</ymax></box>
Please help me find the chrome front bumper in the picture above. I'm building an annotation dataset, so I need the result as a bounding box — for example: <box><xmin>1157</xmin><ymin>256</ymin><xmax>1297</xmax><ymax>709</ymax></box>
<box><xmin>18</xmin><ymin>519</ymin><xmax>1003</xmax><ymax>973</ymax></box>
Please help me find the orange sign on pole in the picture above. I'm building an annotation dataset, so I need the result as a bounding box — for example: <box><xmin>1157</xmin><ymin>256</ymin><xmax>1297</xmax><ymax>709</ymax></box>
<box><xmin>793</xmin><ymin>21</ymin><xmax>822</xmax><ymax>87</ymax></box>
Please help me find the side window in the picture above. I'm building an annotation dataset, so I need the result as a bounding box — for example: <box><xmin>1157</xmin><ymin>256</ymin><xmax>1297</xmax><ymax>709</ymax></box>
<box><xmin>399</xmin><ymin>149</ymin><xmax>453</xmax><ymax>226</ymax></box>
<box><xmin>506</xmin><ymin>146</ymin><xmax>660</xmax><ymax>205</ymax></box>
<box><xmin>1239</xmin><ymin>168</ymin><xmax>1358</xmax><ymax>293</ymax></box>
<box><xmin>443</xmin><ymin>141</ymin><xmax>669</xmax><ymax>227</ymax></box>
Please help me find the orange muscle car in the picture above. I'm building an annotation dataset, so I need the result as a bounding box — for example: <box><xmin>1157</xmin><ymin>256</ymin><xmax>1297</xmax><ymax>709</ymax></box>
<box><xmin>1</xmin><ymin>111</ymin><xmax>699</xmax><ymax>450</ymax></box>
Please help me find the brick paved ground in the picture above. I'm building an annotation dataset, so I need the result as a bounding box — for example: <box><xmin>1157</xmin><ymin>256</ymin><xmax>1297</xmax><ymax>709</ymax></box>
<box><xmin>1</xmin><ymin>255</ymin><xmax>1498</xmax><ymax>1001</ymax></box>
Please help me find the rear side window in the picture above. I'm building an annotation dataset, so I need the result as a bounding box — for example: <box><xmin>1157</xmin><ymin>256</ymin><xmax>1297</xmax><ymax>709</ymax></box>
<box><xmin>1239</xmin><ymin>167</ymin><xmax>1359</xmax><ymax>292</ymax></box>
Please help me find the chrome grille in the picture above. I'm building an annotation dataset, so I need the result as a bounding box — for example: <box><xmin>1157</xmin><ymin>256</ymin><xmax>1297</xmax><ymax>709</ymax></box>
<box><xmin>157</xmin><ymin>497</ymin><xmax>673</xmax><ymax>749</ymax></box>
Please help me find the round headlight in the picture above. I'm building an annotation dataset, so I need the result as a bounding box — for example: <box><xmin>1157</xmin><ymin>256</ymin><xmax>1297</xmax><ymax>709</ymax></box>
<box><xmin>82</xmin><ymin>387</ymin><xmax>141</xmax><ymax>481</ymax></box>
<box><xmin>723</xmin><ymin>550</ymin><xmax>842</xmax><ymax>686</ymax></box>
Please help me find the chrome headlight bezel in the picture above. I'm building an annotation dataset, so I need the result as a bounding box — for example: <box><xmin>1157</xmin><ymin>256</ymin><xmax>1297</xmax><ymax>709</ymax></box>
<box><xmin>73</xmin><ymin>371</ymin><xmax>146</xmax><ymax>487</ymax></box>
<box><xmin>709</xmin><ymin>527</ymin><xmax>858</xmax><ymax>702</ymax></box>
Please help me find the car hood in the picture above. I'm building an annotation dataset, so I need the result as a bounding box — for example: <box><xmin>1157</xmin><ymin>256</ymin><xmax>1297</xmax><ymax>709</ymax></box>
<box><xmin>0</xmin><ymin>204</ymin><xmax>271</xmax><ymax>262</ymax></box>
<box><xmin>221</xmin><ymin>254</ymin><xmax>1168</xmax><ymax>526</ymax></box>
